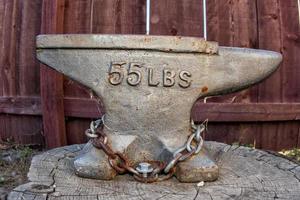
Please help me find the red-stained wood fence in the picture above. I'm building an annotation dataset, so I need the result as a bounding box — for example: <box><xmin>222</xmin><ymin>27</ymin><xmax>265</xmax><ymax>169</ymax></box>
<box><xmin>0</xmin><ymin>0</ymin><xmax>300</xmax><ymax>151</ymax></box>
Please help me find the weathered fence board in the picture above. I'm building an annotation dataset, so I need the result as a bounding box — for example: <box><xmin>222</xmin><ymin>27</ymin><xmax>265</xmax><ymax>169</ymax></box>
<box><xmin>16</xmin><ymin>0</ymin><xmax>43</xmax><ymax>146</ymax></box>
<box><xmin>40</xmin><ymin>0</ymin><xmax>67</xmax><ymax>148</ymax></box>
<box><xmin>0</xmin><ymin>0</ymin><xmax>299</xmax><ymax>151</ymax></box>
<box><xmin>278</xmin><ymin>0</ymin><xmax>300</xmax><ymax>150</ymax></box>
<box><xmin>150</xmin><ymin>0</ymin><xmax>203</xmax><ymax>36</ymax></box>
<box><xmin>0</xmin><ymin>0</ymin><xmax>7</xmax><ymax>141</ymax></box>
<box><xmin>255</xmin><ymin>0</ymin><xmax>283</xmax><ymax>150</ymax></box>
<box><xmin>1</xmin><ymin>0</ymin><xmax>19</xmax><ymax>143</ymax></box>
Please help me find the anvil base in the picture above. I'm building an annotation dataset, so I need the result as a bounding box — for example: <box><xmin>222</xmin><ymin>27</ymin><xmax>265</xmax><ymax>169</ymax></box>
<box><xmin>74</xmin><ymin>141</ymin><xmax>219</xmax><ymax>182</ymax></box>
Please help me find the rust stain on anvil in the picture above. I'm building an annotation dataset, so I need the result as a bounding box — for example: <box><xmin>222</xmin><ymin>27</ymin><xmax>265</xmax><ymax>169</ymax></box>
<box><xmin>201</xmin><ymin>86</ymin><xmax>209</xmax><ymax>93</ymax></box>
<box><xmin>36</xmin><ymin>34</ymin><xmax>282</xmax><ymax>183</ymax></box>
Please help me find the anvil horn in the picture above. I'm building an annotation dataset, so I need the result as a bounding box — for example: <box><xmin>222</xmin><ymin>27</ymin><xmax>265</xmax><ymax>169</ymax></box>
<box><xmin>202</xmin><ymin>47</ymin><xmax>282</xmax><ymax>98</ymax></box>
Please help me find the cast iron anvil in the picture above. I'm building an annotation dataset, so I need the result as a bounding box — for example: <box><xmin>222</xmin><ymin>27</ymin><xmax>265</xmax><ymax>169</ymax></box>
<box><xmin>36</xmin><ymin>35</ymin><xmax>282</xmax><ymax>182</ymax></box>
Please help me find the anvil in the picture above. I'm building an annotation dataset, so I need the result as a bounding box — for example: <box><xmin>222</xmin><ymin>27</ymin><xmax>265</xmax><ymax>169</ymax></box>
<box><xmin>36</xmin><ymin>35</ymin><xmax>282</xmax><ymax>182</ymax></box>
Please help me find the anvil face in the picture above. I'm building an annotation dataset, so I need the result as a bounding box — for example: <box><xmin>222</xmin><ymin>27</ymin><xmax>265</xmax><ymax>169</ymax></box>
<box><xmin>36</xmin><ymin>35</ymin><xmax>282</xmax><ymax>182</ymax></box>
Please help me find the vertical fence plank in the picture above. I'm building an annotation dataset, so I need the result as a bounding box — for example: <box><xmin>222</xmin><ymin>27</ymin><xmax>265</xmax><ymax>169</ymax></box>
<box><xmin>257</xmin><ymin>0</ymin><xmax>282</xmax><ymax>102</ymax></box>
<box><xmin>91</xmin><ymin>0</ymin><xmax>145</xmax><ymax>34</ymax></box>
<box><xmin>281</xmin><ymin>0</ymin><xmax>300</xmax><ymax>102</ymax></box>
<box><xmin>19</xmin><ymin>0</ymin><xmax>42</xmax><ymax>96</ymax></box>
<box><xmin>63</xmin><ymin>0</ymin><xmax>92</xmax><ymax>99</ymax></box>
<box><xmin>207</xmin><ymin>0</ymin><xmax>258</xmax><ymax>48</ymax></box>
<box><xmin>206</xmin><ymin>0</ymin><xmax>258</xmax><ymax>103</ymax></box>
<box><xmin>1</xmin><ymin>0</ymin><xmax>18</xmax><ymax>96</ymax></box>
<box><xmin>64</xmin><ymin>0</ymin><xmax>92</xmax><ymax>34</ymax></box>
<box><xmin>206</xmin><ymin>0</ymin><xmax>230</xmax><ymax>45</ymax></box>
<box><xmin>0</xmin><ymin>0</ymin><xmax>19</xmax><ymax>141</ymax></box>
<box><xmin>16</xmin><ymin>0</ymin><xmax>43</xmax><ymax>145</ymax></box>
<box><xmin>40</xmin><ymin>0</ymin><xmax>67</xmax><ymax>148</ymax></box>
<box><xmin>150</xmin><ymin>0</ymin><xmax>203</xmax><ymax>37</ymax></box>
<box><xmin>0</xmin><ymin>0</ymin><xmax>6</xmax><ymax>140</ymax></box>
<box><xmin>65</xmin><ymin>118</ymin><xmax>89</xmax><ymax>144</ymax></box>
<box><xmin>63</xmin><ymin>0</ymin><xmax>93</xmax><ymax>144</ymax></box>
<box><xmin>278</xmin><ymin>0</ymin><xmax>300</xmax><ymax>150</ymax></box>
<box><xmin>256</xmin><ymin>0</ymin><xmax>283</xmax><ymax>150</ymax></box>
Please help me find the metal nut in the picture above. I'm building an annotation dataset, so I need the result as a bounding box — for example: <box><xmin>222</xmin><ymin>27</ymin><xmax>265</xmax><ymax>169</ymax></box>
<box><xmin>136</xmin><ymin>162</ymin><xmax>154</xmax><ymax>178</ymax></box>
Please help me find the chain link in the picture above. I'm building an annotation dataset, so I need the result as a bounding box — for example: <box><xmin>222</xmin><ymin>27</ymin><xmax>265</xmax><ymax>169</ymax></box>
<box><xmin>85</xmin><ymin>117</ymin><xmax>103</xmax><ymax>138</ymax></box>
<box><xmin>164</xmin><ymin>120</ymin><xmax>207</xmax><ymax>173</ymax></box>
<box><xmin>85</xmin><ymin>116</ymin><xmax>208</xmax><ymax>183</ymax></box>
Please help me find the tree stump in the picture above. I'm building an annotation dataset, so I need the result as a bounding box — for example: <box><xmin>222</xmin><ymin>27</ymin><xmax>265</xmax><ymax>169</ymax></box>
<box><xmin>8</xmin><ymin>142</ymin><xmax>300</xmax><ymax>200</ymax></box>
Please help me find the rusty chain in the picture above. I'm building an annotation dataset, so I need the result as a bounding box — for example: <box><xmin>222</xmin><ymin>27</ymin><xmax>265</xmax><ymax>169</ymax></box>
<box><xmin>164</xmin><ymin>119</ymin><xmax>207</xmax><ymax>173</ymax></box>
<box><xmin>85</xmin><ymin>116</ymin><xmax>207</xmax><ymax>183</ymax></box>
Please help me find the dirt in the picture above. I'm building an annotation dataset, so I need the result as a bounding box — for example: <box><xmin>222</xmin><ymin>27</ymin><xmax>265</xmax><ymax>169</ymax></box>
<box><xmin>0</xmin><ymin>142</ymin><xmax>41</xmax><ymax>200</ymax></box>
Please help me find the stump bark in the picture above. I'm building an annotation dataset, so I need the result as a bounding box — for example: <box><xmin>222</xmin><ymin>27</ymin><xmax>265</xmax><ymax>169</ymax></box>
<box><xmin>8</xmin><ymin>142</ymin><xmax>300</xmax><ymax>200</ymax></box>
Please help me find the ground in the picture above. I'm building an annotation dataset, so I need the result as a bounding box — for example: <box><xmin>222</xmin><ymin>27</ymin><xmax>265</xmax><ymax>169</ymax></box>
<box><xmin>0</xmin><ymin>141</ymin><xmax>41</xmax><ymax>200</ymax></box>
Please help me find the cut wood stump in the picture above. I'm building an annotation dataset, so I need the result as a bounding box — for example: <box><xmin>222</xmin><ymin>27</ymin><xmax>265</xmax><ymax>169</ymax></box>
<box><xmin>8</xmin><ymin>142</ymin><xmax>300</xmax><ymax>200</ymax></box>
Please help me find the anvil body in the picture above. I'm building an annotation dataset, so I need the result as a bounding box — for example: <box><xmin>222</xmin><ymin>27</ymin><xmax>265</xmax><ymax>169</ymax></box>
<box><xmin>36</xmin><ymin>35</ymin><xmax>282</xmax><ymax>182</ymax></box>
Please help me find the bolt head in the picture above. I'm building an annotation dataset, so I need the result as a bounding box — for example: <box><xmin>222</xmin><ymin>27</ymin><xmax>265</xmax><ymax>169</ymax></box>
<box><xmin>136</xmin><ymin>162</ymin><xmax>154</xmax><ymax>174</ymax></box>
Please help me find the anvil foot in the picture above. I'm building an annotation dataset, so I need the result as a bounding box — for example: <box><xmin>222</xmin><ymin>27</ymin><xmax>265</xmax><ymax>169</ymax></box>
<box><xmin>73</xmin><ymin>141</ymin><xmax>116</xmax><ymax>180</ymax></box>
<box><xmin>175</xmin><ymin>147</ymin><xmax>219</xmax><ymax>182</ymax></box>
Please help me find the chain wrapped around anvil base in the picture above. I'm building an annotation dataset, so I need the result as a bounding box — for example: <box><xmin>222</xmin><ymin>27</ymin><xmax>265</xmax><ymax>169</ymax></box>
<box><xmin>85</xmin><ymin>117</ymin><xmax>207</xmax><ymax>183</ymax></box>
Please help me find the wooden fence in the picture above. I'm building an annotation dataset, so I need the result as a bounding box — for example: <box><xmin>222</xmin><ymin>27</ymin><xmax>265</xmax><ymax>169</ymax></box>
<box><xmin>0</xmin><ymin>0</ymin><xmax>300</xmax><ymax>151</ymax></box>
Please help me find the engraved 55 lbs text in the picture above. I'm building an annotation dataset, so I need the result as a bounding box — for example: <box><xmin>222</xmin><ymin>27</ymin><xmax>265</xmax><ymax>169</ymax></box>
<box><xmin>108</xmin><ymin>62</ymin><xmax>192</xmax><ymax>88</ymax></box>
